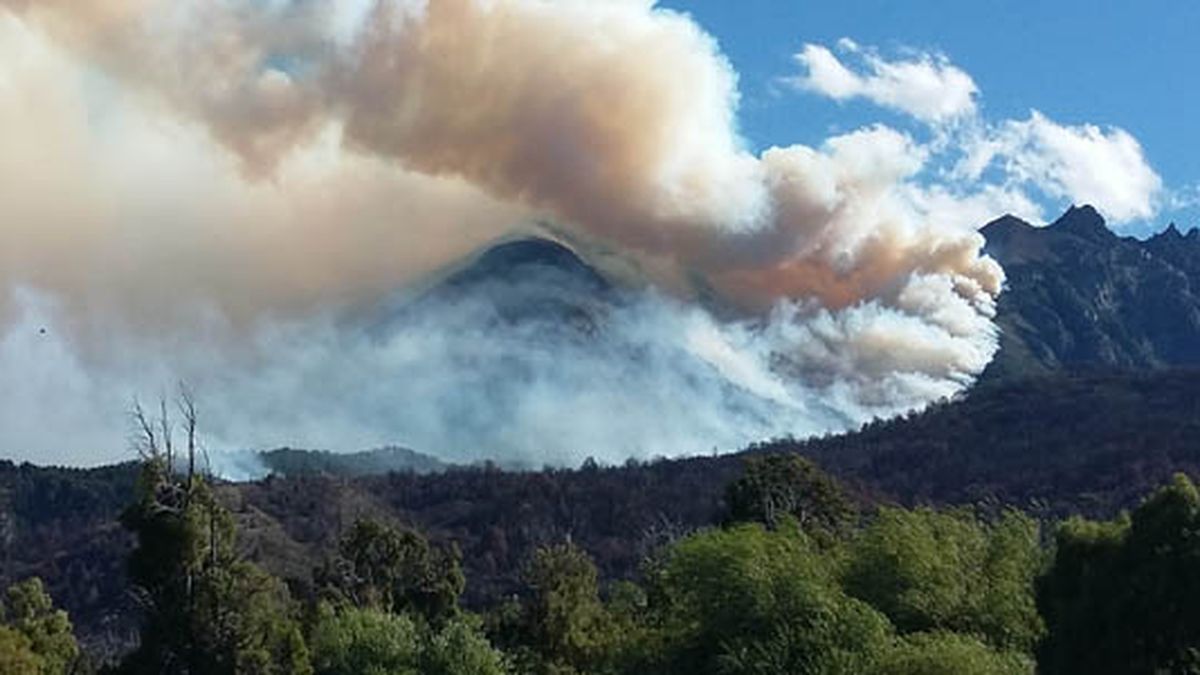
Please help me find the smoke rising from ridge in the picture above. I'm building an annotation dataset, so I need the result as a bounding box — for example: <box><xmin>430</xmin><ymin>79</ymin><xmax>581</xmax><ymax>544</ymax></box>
<box><xmin>0</xmin><ymin>1</ymin><xmax>1006</xmax><ymax>468</ymax></box>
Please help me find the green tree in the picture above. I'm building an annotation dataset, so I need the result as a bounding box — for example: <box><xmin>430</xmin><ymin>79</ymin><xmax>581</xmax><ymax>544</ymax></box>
<box><xmin>1038</xmin><ymin>473</ymin><xmax>1200</xmax><ymax>674</ymax></box>
<box><xmin>871</xmin><ymin>632</ymin><xmax>1031</xmax><ymax>675</ymax></box>
<box><xmin>420</xmin><ymin>615</ymin><xmax>509</xmax><ymax>675</ymax></box>
<box><xmin>516</xmin><ymin>542</ymin><xmax>615</xmax><ymax>674</ymax></box>
<box><xmin>310</xmin><ymin>605</ymin><xmax>422</xmax><ymax>675</ymax></box>
<box><xmin>725</xmin><ymin>455</ymin><xmax>854</xmax><ymax>533</ymax></box>
<box><xmin>309</xmin><ymin>605</ymin><xmax>507</xmax><ymax>675</ymax></box>
<box><xmin>1</xmin><ymin>577</ymin><xmax>79</xmax><ymax>674</ymax></box>
<box><xmin>601</xmin><ymin>580</ymin><xmax>652</xmax><ymax>673</ymax></box>
<box><xmin>644</xmin><ymin>522</ymin><xmax>892</xmax><ymax>675</ymax></box>
<box><xmin>844</xmin><ymin>507</ymin><xmax>1044</xmax><ymax>653</ymax></box>
<box><xmin>0</xmin><ymin>624</ymin><xmax>43</xmax><ymax>675</ymax></box>
<box><xmin>318</xmin><ymin>519</ymin><xmax>464</xmax><ymax>624</ymax></box>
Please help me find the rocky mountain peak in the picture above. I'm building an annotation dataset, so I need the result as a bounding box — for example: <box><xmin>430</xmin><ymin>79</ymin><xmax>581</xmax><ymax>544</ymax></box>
<box><xmin>1148</xmin><ymin>222</ymin><xmax>1200</xmax><ymax>247</ymax></box>
<box><xmin>982</xmin><ymin>206</ymin><xmax>1200</xmax><ymax>381</ymax></box>
<box><xmin>1049</xmin><ymin>204</ymin><xmax>1113</xmax><ymax>241</ymax></box>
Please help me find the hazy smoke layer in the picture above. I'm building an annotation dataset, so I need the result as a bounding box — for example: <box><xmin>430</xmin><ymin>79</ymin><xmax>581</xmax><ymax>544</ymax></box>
<box><xmin>0</xmin><ymin>1</ymin><xmax>1003</xmax><ymax>469</ymax></box>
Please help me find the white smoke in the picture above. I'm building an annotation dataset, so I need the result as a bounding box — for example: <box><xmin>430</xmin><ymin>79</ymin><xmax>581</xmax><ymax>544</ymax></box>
<box><xmin>0</xmin><ymin>1</ymin><xmax>1007</xmax><ymax>470</ymax></box>
<box><xmin>0</xmin><ymin>270</ymin><xmax>976</xmax><ymax>469</ymax></box>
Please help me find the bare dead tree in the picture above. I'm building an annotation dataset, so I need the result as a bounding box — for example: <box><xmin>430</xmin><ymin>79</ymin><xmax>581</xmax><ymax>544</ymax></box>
<box><xmin>178</xmin><ymin>384</ymin><xmax>198</xmax><ymax>498</ymax></box>
<box><xmin>159</xmin><ymin>397</ymin><xmax>174</xmax><ymax>477</ymax></box>
<box><xmin>128</xmin><ymin>385</ymin><xmax>208</xmax><ymax>519</ymax></box>
<box><xmin>637</xmin><ymin>512</ymin><xmax>695</xmax><ymax>564</ymax></box>
<box><xmin>129</xmin><ymin>398</ymin><xmax>160</xmax><ymax>464</ymax></box>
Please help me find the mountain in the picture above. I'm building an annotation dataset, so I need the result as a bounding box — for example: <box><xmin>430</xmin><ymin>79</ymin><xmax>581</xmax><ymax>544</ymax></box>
<box><xmin>404</xmin><ymin>210</ymin><xmax>1200</xmax><ymax>384</ymax></box>
<box><xmin>783</xmin><ymin>368</ymin><xmax>1200</xmax><ymax>514</ymax></box>
<box><xmin>982</xmin><ymin>205</ymin><xmax>1200</xmax><ymax>379</ymax></box>
<box><xmin>376</xmin><ymin>236</ymin><xmax>617</xmax><ymax>338</ymax></box>
<box><xmin>438</xmin><ymin>237</ymin><xmax>611</xmax><ymax>296</ymax></box>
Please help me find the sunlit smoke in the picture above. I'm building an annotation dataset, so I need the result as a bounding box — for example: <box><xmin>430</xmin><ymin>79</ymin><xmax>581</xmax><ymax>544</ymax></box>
<box><xmin>0</xmin><ymin>1</ymin><xmax>1007</xmax><ymax>470</ymax></box>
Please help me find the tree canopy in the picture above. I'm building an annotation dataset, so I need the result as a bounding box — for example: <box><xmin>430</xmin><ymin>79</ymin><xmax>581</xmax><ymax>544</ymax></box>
<box><xmin>1039</xmin><ymin>473</ymin><xmax>1200</xmax><ymax>674</ymax></box>
<box><xmin>16</xmin><ymin>420</ymin><xmax>1200</xmax><ymax>675</ymax></box>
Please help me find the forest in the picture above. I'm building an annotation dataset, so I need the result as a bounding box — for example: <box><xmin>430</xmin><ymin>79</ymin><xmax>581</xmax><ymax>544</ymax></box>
<box><xmin>4</xmin><ymin>368</ymin><xmax>1200</xmax><ymax>672</ymax></box>
<box><xmin>7</xmin><ymin>431</ymin><xmax>1200</xmax><ymax>672</ymax></box>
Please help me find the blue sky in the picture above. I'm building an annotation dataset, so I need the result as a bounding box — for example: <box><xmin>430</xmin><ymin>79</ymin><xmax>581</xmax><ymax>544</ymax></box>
<box><xmin>660</xmin><ymin>0</ymin><xmax>1199</xmax><ymax>235</ymax></box>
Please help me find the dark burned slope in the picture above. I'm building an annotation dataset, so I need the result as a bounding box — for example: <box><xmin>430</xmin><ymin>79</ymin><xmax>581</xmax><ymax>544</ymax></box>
<box><xmin>0</xmin><ymin>462</ymin><xmax>139</xmax><ymax>651</ymax></box>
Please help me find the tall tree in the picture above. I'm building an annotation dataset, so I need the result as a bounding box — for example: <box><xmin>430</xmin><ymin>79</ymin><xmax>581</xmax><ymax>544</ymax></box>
<box><xmin>309</xmin><ymin>606</ymin><xmax>422</xmax><ymax>675</ymax></box>
<box><xmin>844</xmin><ymin>507</ymin><xmax>1044</xmax><ymax>654</ymax></box>
<box><xmin>116</xmin><ymin>396</ymin><xmax>310</xmax><ymax>675</ymax></box>
<box><xmin>0</xmin><ymin>625</ymin><xmax>42</xmax><ymax>675</ymax></box>
<box><xmin>725</xmin><ymin>454</ymin><xmax>855</xmax><ymax>533</ymax></box>
<box><xmin>1038</xmin><ymin>473</ymin><xmax>1200</xmax><ymax>674</ymax></box>
<box><xmin>871</xmin><ymin>631</ymin><xmax>1030</xmax><ymax>675</ymax></box>
<box><xmin>309</xmin><ymin>605</ymin><xmax>507</xmax><ymax>675</ymax></box>
<box><xmin>519</xmin><ymin>542</ymin><xmax>614</xmax><ymax>673</ymax></box>
<box><xmin>643</xmin><ymin>522</ymin><xmax>892</xmax><ymax>675</ymax></box>
<box><xmin>317</xmin><ymin>518</ymin><xmax>465</xmax><ymax>625</ymax></box>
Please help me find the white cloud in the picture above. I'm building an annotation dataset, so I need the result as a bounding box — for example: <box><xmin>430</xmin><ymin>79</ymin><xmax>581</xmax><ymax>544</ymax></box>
<box><xmin>791</xmin><ymin>40</ymin><xmax>1166</xmax><ymax>226</ymax></box>
<box><xmin>980</xmin><ymin>111</ymin><xmax>1163</xmax><ymax>224</ymax></box>
<box><xmin>789</xmin><ymin>42</ymin><xmax>978</xmax><ymax>124</ymax></box>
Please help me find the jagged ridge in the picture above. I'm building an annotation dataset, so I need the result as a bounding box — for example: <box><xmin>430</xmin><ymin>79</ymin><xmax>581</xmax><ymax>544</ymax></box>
<box><xmin>982</xmin><ymin>205</ymin><xmax>1200</xmax><ymax>379</ymax></box>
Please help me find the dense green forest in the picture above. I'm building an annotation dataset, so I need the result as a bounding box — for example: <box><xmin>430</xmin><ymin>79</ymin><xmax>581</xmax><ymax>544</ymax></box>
<box><xmin>10</xmin><ymin>441</ymin><xmax>1200</xmax><ymax>672</ymax></box>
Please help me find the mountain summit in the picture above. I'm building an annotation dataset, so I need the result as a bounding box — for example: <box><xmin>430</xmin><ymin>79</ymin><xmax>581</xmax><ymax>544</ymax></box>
<box><xmin>1049</xmin><ymin>204</ymin><xmax>1113</xmax><ymax>241</ymax></box>
<box><xmin>982</xmin><ymin>206</ymin><xmax>1200</xmax><ymax>380</ymax></box>
<box><xmin>371</xmin><ymin>235</ymin><xmax>618</xmax><ymax>339</ymax></box>
<box><xmin>439</xmin><ymin>237</ymin><xmax>612</xmax><ymax>295</ymax></box>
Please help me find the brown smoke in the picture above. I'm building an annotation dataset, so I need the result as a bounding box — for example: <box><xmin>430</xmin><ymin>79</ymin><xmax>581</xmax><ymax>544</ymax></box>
<box><xmin>1</xmin><ymin>0</ymin><xmax>1001</xmax><ymax>314</ymax></box>
<box><xmin>0</xmin><ymin>1</ymin><xmax>1005</xmax><ymax>465</ymax></box>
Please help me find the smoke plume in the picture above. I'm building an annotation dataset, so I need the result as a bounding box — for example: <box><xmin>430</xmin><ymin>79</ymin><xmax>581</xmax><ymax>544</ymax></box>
<box><xmin>0</xmin><ymin>1</ymin><xmax>1004</xmax><ymax>469</ymax></box>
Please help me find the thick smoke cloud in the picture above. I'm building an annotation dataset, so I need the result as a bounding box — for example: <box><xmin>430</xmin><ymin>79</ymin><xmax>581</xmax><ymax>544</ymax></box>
<box><xmin>0</xmin><ymin>1</ymin><xmax>1005</xmax><ymax>469</ymax></box>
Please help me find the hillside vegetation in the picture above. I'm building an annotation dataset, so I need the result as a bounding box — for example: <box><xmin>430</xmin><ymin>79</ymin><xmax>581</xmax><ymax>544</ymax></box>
<box><xmin>10</xmin><ymin>449</ymin><xmax>1200</xmax><ymax>673</ymax></box>
<box><xmin>4</xmin><ymin>367</ymin><xmax>1199</xmax><ymax>657</ymax></box>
